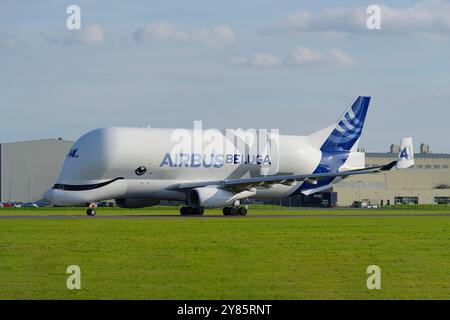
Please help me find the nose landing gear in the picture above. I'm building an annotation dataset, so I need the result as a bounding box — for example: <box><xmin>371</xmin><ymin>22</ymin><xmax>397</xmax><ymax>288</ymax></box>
<box><xmin>86</xmin><ymin>203</ymin><xmax>97</xmax><ymax>216</ymax></box>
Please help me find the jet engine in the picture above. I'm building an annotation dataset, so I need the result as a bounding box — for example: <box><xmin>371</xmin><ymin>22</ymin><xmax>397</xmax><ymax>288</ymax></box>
<box><xmin>115</xmin><ymin>198</ymin><xmax>160</xmax><ymax>208</ymax></box>
<box><xmin>187</xmin><ymin>187</ymin><xmax>236</xmax><ymax>208</ymax></box>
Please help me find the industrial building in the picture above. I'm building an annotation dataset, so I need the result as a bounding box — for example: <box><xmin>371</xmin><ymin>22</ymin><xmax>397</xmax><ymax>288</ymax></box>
<box><xmin>263</xmin><ymin>143</ymin><xmax>450</xmax><ymax>207</ymax></box>
<box><xmin>0</xmin><ymin>138</ymin><xmax>449</xmax><ymax>207</ymax></box>
<box><xmin>0</xmin><ymin>139</ymin><xmax>73</xmax><ymax>203</ymax></box>
<box><xmin>332</xmin><ymin>144</ymin><xmax>450</xmax><ymax>206</ymax></box>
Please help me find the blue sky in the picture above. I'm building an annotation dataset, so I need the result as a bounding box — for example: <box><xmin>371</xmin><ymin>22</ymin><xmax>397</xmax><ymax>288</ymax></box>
<box><xmin>1</xmin><ymin>0</ymin><xmax>450</xmax><ymax>152</ymax></box>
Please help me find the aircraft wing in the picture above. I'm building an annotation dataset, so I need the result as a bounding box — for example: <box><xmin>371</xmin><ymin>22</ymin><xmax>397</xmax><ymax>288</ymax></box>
<box><xmin>173</xmin><ymin>137</ymin><xmax>414</xmax><ymax>193</ymax></box>
<box><xmin>173</xmin><ymin>161</ymin><xmax>398</xmax><ymax>191</ymax></box>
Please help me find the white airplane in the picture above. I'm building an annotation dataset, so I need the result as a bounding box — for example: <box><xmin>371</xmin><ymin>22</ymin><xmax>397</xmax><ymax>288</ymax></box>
<box><xmin>44</xmin><ymin>96</ymin><xmax>414</xmax><ymax>216</ymax></box>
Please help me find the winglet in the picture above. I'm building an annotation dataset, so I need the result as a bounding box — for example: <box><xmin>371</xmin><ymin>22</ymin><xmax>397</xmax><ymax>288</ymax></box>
<box><xmin>396</xmin><ymin>137</ymin><xmax>415</xmax><ymax>170</ymax></box>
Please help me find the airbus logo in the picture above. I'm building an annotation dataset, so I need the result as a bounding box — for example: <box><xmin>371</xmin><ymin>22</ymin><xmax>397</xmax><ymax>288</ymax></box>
<box><xmin>67</xmin><ymin>148</ymin><xmax>79</xmax><ymax>158</ymax></box>
<box><xmin>159</xmin><ymin>153</ymin><xmax>272</xmax><ymax>168</ymax></box>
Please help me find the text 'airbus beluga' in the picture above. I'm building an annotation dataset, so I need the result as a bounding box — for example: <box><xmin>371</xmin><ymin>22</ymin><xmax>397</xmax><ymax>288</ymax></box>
<box><xmin>44</xmin><ymin>96</ymin><xmax>415</xmax><ymax>216</ymax></box>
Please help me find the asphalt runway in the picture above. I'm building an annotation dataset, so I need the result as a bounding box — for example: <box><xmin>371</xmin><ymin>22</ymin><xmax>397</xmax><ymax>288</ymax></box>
<box><xmin>1</xmin><ymin>213</ymin><xmax>450</xmax><ymax>219</ymax></box>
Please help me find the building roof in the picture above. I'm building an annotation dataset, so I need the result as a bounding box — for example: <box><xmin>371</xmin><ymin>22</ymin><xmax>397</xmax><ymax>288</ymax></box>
<box><xmin>366</xmin><ymin>152</ymin><xmax>450</xmax><ymax>159</ymax></box>
<box><xmin>0</xmin><ymin>138</ymin><xmax>74</xmax><ymax>145</ymax></box>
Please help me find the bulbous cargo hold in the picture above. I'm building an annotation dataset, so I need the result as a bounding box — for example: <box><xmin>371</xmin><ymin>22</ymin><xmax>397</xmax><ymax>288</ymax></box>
<box><xmin>46</xmin><ymin>126</ymin><xmax>323</xmax><ymax>207</ymax></box>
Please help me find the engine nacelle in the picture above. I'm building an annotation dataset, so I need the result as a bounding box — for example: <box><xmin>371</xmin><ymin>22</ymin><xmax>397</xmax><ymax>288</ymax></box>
<box><xmin>188</xmin><ymin>187</ymin><xmax>236</xmax><ymax>208</ymax></box>
<box><xmin>115</xmin><ymin>198</ymin><xmax>160</xmax><ymax>208</ymax></box>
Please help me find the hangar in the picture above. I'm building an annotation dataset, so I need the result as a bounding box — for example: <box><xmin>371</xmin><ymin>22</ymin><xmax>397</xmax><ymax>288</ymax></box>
<box><xmin>0</xmin><ymin>139</ymin><xmax>73</xmax><ymax>203</ymax></box>
<box><xmin>332</xmin><ymin>144</ymin><xmax>450</xmax><ymax>206</ymax></box>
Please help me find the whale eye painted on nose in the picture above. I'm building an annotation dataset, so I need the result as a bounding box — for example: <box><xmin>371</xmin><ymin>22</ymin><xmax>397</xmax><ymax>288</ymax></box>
<box><xmin>135</xmin><ymin>166</ymin><xmax>147</xmax><ymax>176</ymax></box>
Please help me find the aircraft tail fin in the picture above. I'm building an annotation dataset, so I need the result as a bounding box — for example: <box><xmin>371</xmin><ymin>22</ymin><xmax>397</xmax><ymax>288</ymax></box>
<box><xmin>309</xmin><ymin>96</ymin><xmax>371</xmax><ymax>152</ymax></box>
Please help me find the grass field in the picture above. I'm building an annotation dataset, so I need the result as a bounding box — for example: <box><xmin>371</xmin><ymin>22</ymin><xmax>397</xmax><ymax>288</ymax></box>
<box><xmin>2</xmin><ymin>204</ymin><xmax>450</xmax><ymax>216</ymax></box>
<box><xmin>1</xmin><ymin>207</ymin><xmax>450</xmax><ymax>299</ymax></box>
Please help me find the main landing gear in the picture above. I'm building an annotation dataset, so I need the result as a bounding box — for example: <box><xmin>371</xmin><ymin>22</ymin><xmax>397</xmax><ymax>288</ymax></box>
<box><xmin>223</xmin><ymin>206</ymin><xmax>247</xmax><ymax>216</ymax></box>
<box><xmin>180</xmin><ymin>207</ymin><xmax>205</xmax><ymax>216</ymax></box>
<box><xmin>86</xmin><ymin>203</ymin><xmax>97</xmax><ymax>216</ymax></box>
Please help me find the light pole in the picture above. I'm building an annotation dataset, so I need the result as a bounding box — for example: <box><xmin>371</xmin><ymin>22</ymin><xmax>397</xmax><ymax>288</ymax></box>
<box><xmin>358</xmin><ymin>180</ymin><xmax>363</xmax><ymax>202</ymax></box>
<box><xmin>5</xmin><ymin>177</ymin><xmax>16</xmax><ymax>202</ymax></box>
<box><xmin>26</xmin><ymin>178</ymin><xmax>36</xmax><ymax>202</ymax></box>
<box><xmin>377</xmin><ymin>182</ymin><xmax>380</xmax><ymax>206</ymax></box>
<box><xmin>3</xmin><ymin>177</ymin><xmax>7</xmax><ymax>202</ymax></box>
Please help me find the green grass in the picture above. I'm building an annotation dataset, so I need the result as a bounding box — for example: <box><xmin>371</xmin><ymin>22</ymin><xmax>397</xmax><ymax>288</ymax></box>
<box><xmin>1</xmin><ymin>205</ymin><xmax>450</xmax><ymax>217</ymax></box>
<box><xmin>1</xmin><ymin>209</ymin><xmax>450</xmax><ymax>299</ymax></box>
<box><xmin>384</xmin><ymin>204</ymin><xmax>450</xmax><ymax>210</ymax></box>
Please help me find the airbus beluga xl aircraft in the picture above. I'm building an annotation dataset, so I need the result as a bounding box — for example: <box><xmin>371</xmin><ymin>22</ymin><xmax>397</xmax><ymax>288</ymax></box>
<box><xmin>44</xmin><ymin>96</ymin><xmax>414</xmax><ymax>216</ymax></box>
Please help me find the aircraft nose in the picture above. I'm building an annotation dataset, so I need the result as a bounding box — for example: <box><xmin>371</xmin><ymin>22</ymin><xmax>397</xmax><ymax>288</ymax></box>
<box><xmin>43</xmin><ymin>189</ymin><xmax>54</xmax><ymax>203</ymax></box>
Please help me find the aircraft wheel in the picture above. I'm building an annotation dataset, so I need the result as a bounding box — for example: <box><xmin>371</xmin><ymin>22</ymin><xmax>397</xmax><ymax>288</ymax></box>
<box><xmin>230</xmin><ymin>207</ymin><xmax>237</xmax><ymax>215</ymax></box>
<box><xmin>181</xmin><ymin>207</ymin><xmax>204</xmax><ymax>216</ymax></box>
<box><xmin>86</xmin><ymin>208</ymin><xmax>96</xmax><ymax>216</ymax></box>
<box><xmin>238</xmin><ymin>207</ymin><xmax>247</xmax><ymax>216</ymax></box>
<box><xmin>181</xmin><ymin>207</ymin><xmax>193</xmax><ymax>215</ymax></box>
<box><xmin>223</xmin><ymin>207</ymin><xmax>230</xmax><ymax>216</ymax></box>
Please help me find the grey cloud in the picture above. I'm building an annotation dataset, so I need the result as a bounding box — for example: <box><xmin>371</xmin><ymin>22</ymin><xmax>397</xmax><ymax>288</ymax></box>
<box><xmin>229</xmin><ymin>47</ymin><xmax>355</xmax><ymax>69</ymax></box>
<box><xmin>263</xmin><ymin>0</ymin><xmax>450</xmax><ymax>37</ymax></box>
<box><xmin>134</xmin><ymin>21</ymin><xmax>234</xmax><ymax>47</ymax></box>
<box><xmin>0</xmin><ymin>33</ymin><xmax>22</xmax><ymax>49</ymax></box>
<box><xmin>43</xmin><ymin>24</ymin><xmax>105</xmax><ymax>46</ymax></box>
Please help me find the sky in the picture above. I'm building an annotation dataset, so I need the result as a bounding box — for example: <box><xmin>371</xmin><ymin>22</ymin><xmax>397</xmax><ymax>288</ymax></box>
<box><xmin>1</xmin><ymin>0</ymin><xmax>450</xmax><ymax>153</ymax></box>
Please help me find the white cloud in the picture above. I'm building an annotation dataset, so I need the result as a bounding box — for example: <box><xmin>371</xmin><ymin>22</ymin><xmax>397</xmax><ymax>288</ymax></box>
<box><xmin>328</xmin><ymin>49</ymin><xmax>355</xmax><ymax>66</ymax></box>
<box><xmin>75</xmin><ymin>24</ymin><xmax>105</xmax><ymax>45</ymax></box>
<box><xmin>134</xmin><ymin>21</ymin><xmax>186</xmax><ymax>42</ymax></box>
<box><xmin>230</xmin><ymin>53</ymin><xmax>282</xmax><ymax>68</ymax></box>
<box><xmin>265</xmin><ymin>0</ymin><xmax>450</xmax><ymax>36</ymax></box>
<box><xmin>44</xmin><ymin>24</ymin><xmax>105</xmax><ymax>45</ymax></box>
<box><xmin>288</xmin><ymin>47</ymin><xmax>355</xmax><ymax>66</ymax></box>
<box><xmin>287</xmin><ymin>47</ymin><xmax>324</xmax><ymax>65</ymax></box>
<box><xmin>230</xmin><ymin>47</ymin><xmax>354</xmax><ymax>69</ymax></box>
<box><xmin>405</xmin><ymin>87</ymin><xmax>450</xmax><ymax>99</ymax></box>
<box><xmin>0</xmin><ymin>33</ymin><xmax>21</xmax><ymax>49</ymax></box>
<box><xmin>134</xmin><ymin>22</ymin><xmax>234</xmax><ymax>47</ymax></box>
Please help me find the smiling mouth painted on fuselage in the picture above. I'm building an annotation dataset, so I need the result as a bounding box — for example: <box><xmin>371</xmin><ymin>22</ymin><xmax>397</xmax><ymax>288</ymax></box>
<box><xmin>51</xmin><ymin>177</ymin><xmax>124</xmax><ymax>191</ymax></box>
<box><xmin>43</xmin><ymin>177</ymin><xmax>127</xmax><ymax>206</ymax></box>
<box><xmin>159</xmin><ymin>153</ymin><xmax>272</xmax><ymax>168</ymax></box>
